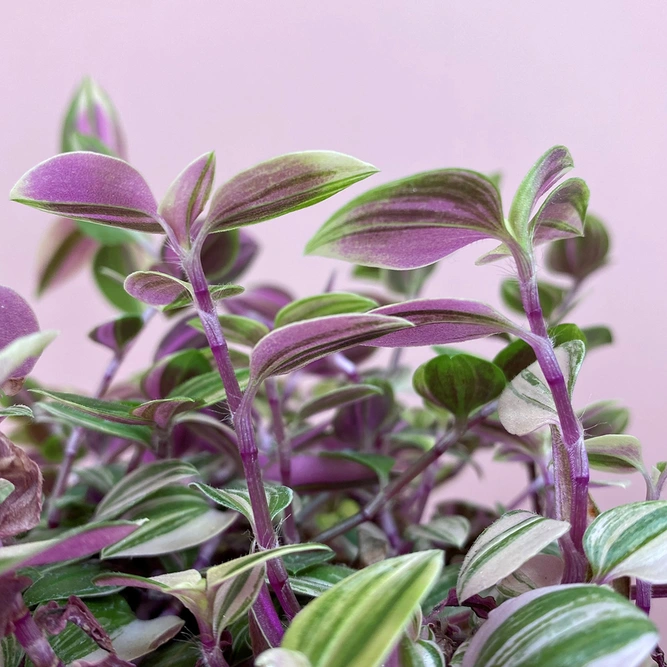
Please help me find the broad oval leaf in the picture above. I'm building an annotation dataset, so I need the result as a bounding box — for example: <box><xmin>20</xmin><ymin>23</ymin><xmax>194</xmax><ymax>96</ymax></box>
<box><xmin>10</xmin><ymin>152</ymin><xmax>163</xmax><ymax>232</ymax></box>
<box><xmin>497</xmin><ymin>340</ymin><xmax>585</xmax><ymax>436</ymax></box>
<box><xmin>365</xmin><ymin>298</ymin><xmax>528</xmax><ymax>348</ymax></box>
<box><xmin>506</xmin><ymin>146</ymin><xmax>573</xmax><ymax>246</ymax></box>
<box><xmin>249</xmin><ymin>313</ymin><xmax>412</xmax><ymax>385</ymax></box>
<box><xmin>585</xmin><ymin>434</ymin><xmax>646</xmax><ymax>475</ymax></box>
<box><xmin>584</xmin><ymin>501</ymin><xmax>667</xmax><ymax>584</ymax></box>
<box><xmin>204</xmin><ymin>151</ymin><xmax>377</xmax><ymax>233</ymax></box>
<box><xmin>0</xmin><ymin>286</ymin><xmax>41</xmax><ymax>381</ymax></box>
<box><xmin>298</xmin><ymin>384</ymin><xmax>383</xmax><ymax>420</ymax></box>
<box><xmin>414</xmin><ymin>353</ymin><xmax>506</xmax><ymax>418</ymax></box>
<box><xmin>159</xmin><ymin>152</ymin><xmax>215</xmax><ymax>245</ymax></box>
<box><xmin>101</xmin><ymin>487</ymin><xmax>235</xmax><ymax>559</ymax></box>
<box><xmin>282</xmin><ymin>551</ymin><xmax>443</xmax><ymax>667</ymax></box>
<box><xmin>456</xmin><ymin>510</ymin><xmax>570</xmax><ymax>602</ymax></box>
<box><xmin>124</xmin><ymin>270</ymin><xmax>191</xmax><ymax>307</ymax></box>
<box><xmin>462</xmin><ymin>584</ymin><xmax>658</xmax><ymax>667</ymax></box>
<box><xmin>88</xmin><ymin>314</ymin><xmax>144</xmax><ymax>353</ymax></box>
<box><xmin>274</xmin><ymin>292</ymin><xmax>378</xmax><ymax>328</ymax></box>
<box><xmin>306</xmin><ymin>169</ymin><xmax>508</xmax><ymax>269</ymax></box>
<box><xmin>95</xmin><ymin>459</ymin><xmax>200</xmax><ymax>520</ymax></box>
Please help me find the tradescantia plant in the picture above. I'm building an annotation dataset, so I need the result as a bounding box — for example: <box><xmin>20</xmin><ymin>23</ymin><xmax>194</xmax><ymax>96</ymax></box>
<box><xmin>0</xmin><ymin>76</ymin><xmax>663</xmax><ymax>667</ymax></box>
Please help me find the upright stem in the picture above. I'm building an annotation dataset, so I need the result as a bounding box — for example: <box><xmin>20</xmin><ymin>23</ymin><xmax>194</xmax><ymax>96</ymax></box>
<box><xmin>514</xmin><ymin>251</ymin><xmax>589</xmax><ymax>581</ymax></box>
<box><xmin>184</xmin><ymin>250</ymin><xmax>299</xmax><ymax>619</ymax></box>
<box><xmin>265</xmin><ymin>378</ymin><xmax>299</xmax><ymax>543</ymax></box>
<box><xmin>9</xmin><ymin>595</ymin><xmax>62</xmax><ymax>667</ymax></box>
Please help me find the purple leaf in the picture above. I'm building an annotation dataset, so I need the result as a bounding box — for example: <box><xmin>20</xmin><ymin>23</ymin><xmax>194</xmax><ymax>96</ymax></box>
<box><xmin>305</xmin><ymin>170</ymin><xmax>508</xmax><ymax>269</ymax></box>
<box><xmin>132</xmin><ymin>397</ymin><xmax>195</xmax><ymax>429</ymax></box>
<box><xmin>159</xmin><ymin>152</ymin><xmax>215</xmax><ymax>246</ymax></box>
<box><xmin>37</xmin><ymin>218</ymin><xmax>98</xmax><ymax>295</ymax></box>
<box><xmin>88</xmin><ymin>315</ymin><xmax>144</xmax><ymax>353</ymax></box>
<box><xmin>224</xmin><ymin>285</ymin><xmax>293</xmax><ymax>327</ymax></box>
<box><xmin>249</xmin><ymin>313</ymin><xmax>412</xmax><ymax>385</ymax></box>
<box><xmin>142</xmin><ymin>349</ymin><xmax>211</xmax><ymax>400</ymax></box>
<box><xmin>124</xmin><ymin>271</ymin><xmax>190</xmax><ymax>306</ymax></box>
<box><xmin>11</xmin><ymin>152</ymin><xmax>163</xmax><ymax>233</ymax></box>
<box><xmin>530</xmin><ymin>177</ymin><xmax>589</xmax><ymax>244</ymax></box>
<box><xmin>0</xmin><ymin>432</ymin><xmax>43</xmax><ymax>539</ymax></box>
<box><xmin>507</xmin><ymin>146</ymin><xmax>573</xmax><ymax>244</ymax></box>
<box><xmin>154</xmin><ymin>317</ymin><xmax>207</xmax><ymax>361</ymax></box>
<box><xmin>218</xmin><ymin>230</ymin><xmax>258</xmax><ymax>282</ymax></box>
<box><xmin>364</xmin><ymin>298</ymin><xmax>530</xmax><ymax>347</ymax></box>
<box><xmin>204</xmin><ymin>151</ymin><xmax>378</xmax><ymax>234</ymax></box>
<box><xmin>264</xmin><ymin>454</ymin><xmax>377</xmax><ymax>489</ymax></box>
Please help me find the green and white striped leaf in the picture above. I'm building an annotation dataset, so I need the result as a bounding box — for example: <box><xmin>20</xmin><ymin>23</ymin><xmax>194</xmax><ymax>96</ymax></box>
<box><xmin>169</xmin><ymin>368</ymin><xmax>250</xmax><ymax>407</ymax></box>
<box><xmin>584</xmin><ymin>500</ymin><xmax>667</xmax><ymax>584</ymax></box>
<box><xmin>281</xmin><ymin>551</ymin><xmax>443</xmax><ymax>667</ymax></box>
<box><xmin>257</xmin><ymin>649</ymin><xmax>313</xmax><ymax>667</ymax></box>
<box><xmin>461</xmin><ymin>584</ymin><xmax>658</xmax><ymax>667</ymax></box>
<box><xmin>42</xmin><ymin>594</ymin><xmax>184</xmax><ymax>665</ymax></box>
<box><xmin>0</xmin><ymin>479</ymin><xmax>15</xmax><ymax>505</ymax></box>
<box><xmin>0</xmin><ymin>636</ymin><xmax>23</xmax><ymax>667</ymax></box>
<box><xmin>289</xmin><ymin>564</ymin><xmax>356</xmax><ymax>598</ymax></box>
<box><xmin>0</xmin><ymin>330</ymin><xmax>58</xmax><ymax>387</ymax></box>
<box><xmin>398</xmin><ymin>636</ymin><xmax>446</xmax><ymax>667</ymax></box>
<box><xmin>282</xmin><ymin>549</ymin><xmax>335</xmax><ymax>576</ymax></box>
<box><xmin>0</xmin><ymin>404</ymin><xmax>33</xmax><ymax>419</ymax></box>
<box><xmin>101</xmin><ymin>487</ymin><xmax>236</xmax><ymax>558</ymax></box>
<box><xmin>585</xmin><ymin>434</ymin><xmax>646</xmax><ymax>475</ymax></box>
<box><xmin>406</xmin><ymin>516</ymin><xmax>470</xmax><ymax>549</ymax></box>
<box><xmin>496</xmin><ymin>553</ymin><xmax>564</xmax><ymax>598</ymax></box>
<box><xmin>456</xmin><ymin>510</ymin><xmax>569</xmax><ymax>602</ymax></box>
<box><xmin>192</xmin><ymin>481</ymin><xmax>293</xmax><ymax>531</ymax></box>
<box><xmin>298</xmin><ymin>384</ymin><xmax>383</xmax><ymax>420</ymax></box>
<box><xmin>210</xmin><ymin>566</ymin><xmax>264</xmax><ymax>640</ymax></box>
<box><xmin>36</xmin><ymin>400</ymin><xmax>152</xmax><ymax>445</ymax></box>
<box><xmin>31</xmin><ymin>389</ymin><xmax>145</xmax><ymax>424</ymax></box>
<box><xmin>95</xmin><ymin>459</ymin><xmax>199</xmax><ymax>520</ymax></box>
<box><xmin>274</xmin><ymin>292</ymin><xmax>378</xmax><ymax>328</ymax></box>
<box><xmin>498</xmin><ymin>341</ymin><xmax>585</xmax><ymax>435</ymax></box>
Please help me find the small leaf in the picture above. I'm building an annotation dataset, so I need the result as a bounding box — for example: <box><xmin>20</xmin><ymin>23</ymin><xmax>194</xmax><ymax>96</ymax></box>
<box><xmin>192</xmin><ymin>482</ymin><xmax>292</xmax><ymax>531</ymax></box>
<box><xmin>0</xmin><ymin>330</ymin><xmax>57</xmax><ymax>393</ymax></box>
<box><xmin>37</xmin><ymin>401</ymin><xmax>152</xmax><ymax>445</ymax></box>
<box><xmin>142</xmin><ymin>348</ymin><xmax>211</xmax><ymax>400</ymax></box>
<box><xmin>159</xmin><ymin>152</ymin><xmax>215</xmax><ymax>245</ymax></box>
<box><xmin>579</xmin><ymin>400</ymin><xmax>630</xmax><ymax>438</ymax></box>
<box><xmin>282</xmin><ymin>550</ymin><xmax>336</xmax><ymax>576</ymax></box>
<box><xmin>529</xmin><ymin>177</ymin><xmax>589</xmax><ymax>244</ymax></box>
<box><xmin>547</xmin><ymin>214</ymin><xmax>610</xmax><ymax>280</ymax></box>
<box><xmin>0</xmin><ymin>404</ymin><xmax>33</xmax><ymax>419</ymax></box>
<box><xmin>365</xmin><ymin>299</ymin><xmax>529</xmax><ymax>349</ymax></box>
<box><xmin>500</xmin><ymin>279</ymin><xmax>565</xmax><ymax>319</ymax></box>
<box><xmin>93</xmin><ymin>245</ymin><xmax>143</xmax><ymax>314</ymax></box>
<box><xmin>406</xmin><ymin>516</ymin><xmax>470</xmax><ymax>549</ymax></box>
<box><xmin>298</xmin><ymin>384</ymin><xmax>383</xmax><ymax>420</ymax></box>
<box><xmin>101</xmin><ymin>487</ymin><xmax>235</xmax><ymax>559</ymax></box>
<box><xmin>461</xmin><ymin>584</ymin><xmax>658</xmax><ymax>667</ymax></box>
<box><xmin>282</xmin><ymin>551</ymin><xmax>443</xmax><ymax>667</ymax></box>
<box><xmin>497</xmin><ymin>340</ymin><xmax>585</xmax><ymax>436</ymax></box>
<box><xmin>11</xmin><ymin>152</ymin><xmax>163</xmax><ymax>232</ymax></box>
<box><xmin>131</xmin><ymin>397</ymin><xmax>195</xmax><ymax>429</ymax></box>
<box><xmin>413</xmin><ymin>353</ymin><xmax>506</xmax><ymax>418</ymax></box>
<box><xmin>88</xmin><ymin>314</ymin><xmax>144</xmax><ymax>353</ymax></box>
<box><xmin>274</xmin><ymin>292</ymin><xmax>378</xmax><ymax>328</ymax></box>
<box><xmin>506</xmin><ymin>146</ymin><xmax>573</xmax><ymax>245</ymax></box>
<box><xmin>169</xmin><ymin>368</ymin><xmax>250</xmax><ymax>407</ymax></box>
<box><xmin>289</xmin><ymin>564</ymin><xmax>356</xmax><ymax>598</ymax></box>
<box><xmin>306</xmin><ymin>169</ymin><xmax>508</xmax><ymax>269</ymax></box>
<box><xmin>163</xmin><ymin>283</ymin><xmax>244</xmax><ymax>312</ymax></box>
<box><xmin>496</xmin><ymin>553</ymin><xmax>564</xmax><ymax>598</ymax></box>
<box><xmin>187</xmin><ymin>314</ymin><xmax>269</xmax><ymax>347</ymax></box>
<box><xmin>585</xmin><ymin>434</ymin><xmax>646</xmax><ymax>475</ymax></box>
<box><xmin>95</xmin><ymin>459</ymin><xmax>200</xmax><ymax>520</ymax></box>
<box><xmin>584</xmin><ymin>501</ymin><xmax>667</xmax><ymax>584</ymax></box>
<box><xmin>249</xmin><ymin>313</ymin><xmax>411</xmax><ymax>385</ymax></box>
<box><xmin>0</xmin><ymin>479</ymin><xmax>15</xmax><ymax>504</ymax></box>
<box><xmin>37</xmin><ymin>218</ymin><xmax>98</xmax><ymax>295</ymax></box>
<box><xmin>124</xmin><ymin>270</ymin><xmax>191</xmax><ymax>307</ymax></box>
<box><xmin>205</xmin><ymin>151</ymin><xmax>377</xmax><ymax>234</ymax></box>
<box><xmin>398</xmin><ymin>636</ymin><xmax>446</xmax><ymax>667</ymax></box>
<box><xmin>31</xmin><ymin>390</ymin><xmax>145</xmax><ymax>424</ymax></box>
<box><xmin>581</xmin><ymin>325</ymin><xmax>613</xmax><ymax>350</ymax></box>
<box><xmin>456</xmin><ymin>510</ymin><xmax>570</xmax><ymax>602</ymax></box>
<box><xmin>0</xmin><ymin>521</ymin><xmax>140</xmax><ymax>575</ymax></box>
<box><xmin>0</xmin><ymin>286</ymin><xmax>41</xmax><ymax>379</ymax></box>
<box><xmin>320</xmin><ymin>451</ymin><xmax>395</xmax><ymax>486</ymax></box>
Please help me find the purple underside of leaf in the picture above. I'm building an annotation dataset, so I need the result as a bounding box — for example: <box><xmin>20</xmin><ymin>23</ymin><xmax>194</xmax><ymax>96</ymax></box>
<box><xmin>264</xmin><ymin>455</ymin><xmax>376</xmax><ymax>488</ymax></box>
<box><xmin>306</xmin><ymin>169</ymin><xmax>508</xmax><ymax>269</ymax></box>
<box><xmin>89</xmin><ymin>315</ymin><xmax>143</xmax><ymax>353</ymax></box>
<box><xmin>0</xmin><ymin>286</ymin><xmax>40</xmax><ymax>378</ymax></box>
<box><xmin>224</xmin><ymin>285</ymin><xmax>293</xmax><ymax>326</ymax></box>
<box><xmin>21</xmin><ymin>523</ymin><xmax>139</xmax><ymax>568</ymax></box>
<box><xmin>204</xmin><ymin>151</ymin><xmax>378</xmax><ymax>232</ymax></box>
<box><xmin>363</xmin><ymin>298</ymin><xmax>525</xmax><ymax>347</ymax></box>
<box><xmin>249</xmin><ymin>313</ymin><xmax>412</xmax><ymax>383</ymax></box>
<box><xmin>10</xmin><ymin>152</ymin><xmax>163</xmax><ymax>232</ymax></box>
<box><xmin>124</xmin><ymin>271</ymin><xmax>189</xmax><ymax>306</ymax></box>
<box><xmin>529</xmin><ymin>178</ymin><xmax>589</xmax><ymax>241</ymax></box>
<box><xmin>159</xmin><ymin>152</ymin><xmax>215</xmax><ymax>245</ymax></box>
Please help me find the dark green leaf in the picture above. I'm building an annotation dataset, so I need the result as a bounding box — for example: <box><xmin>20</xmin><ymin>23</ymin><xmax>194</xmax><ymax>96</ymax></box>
<box><xmin>92</xmin><ymin>245</ymin><xmax>143</xmax><ymax>313</ymax></box>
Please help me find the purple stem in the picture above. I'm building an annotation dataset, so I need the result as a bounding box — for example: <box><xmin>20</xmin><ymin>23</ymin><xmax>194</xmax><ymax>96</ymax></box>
<box><xmin>252</xmin><ymin>584</ymin><xmax>285</xmax><ymax>647</ymax></box>
<box><xmin>199</xmin><ymin>625</ymin><xmax>230</xmax><ymax>667</ymax></box>
<box><xmin>184</xmin><ymin>250</ymin><xmax>300</xmax><ymax>620</ymax></box>
<box><xmin>9</xmin><ymin>595</ymin><xmax>62</xmax><ymax>667</ymax></box>
<box><xmin>513</xmin><ymin>251</ymin><xmax>589</xmax><ymax>582</ymax></box>
<box><xmin>265</xmin><ymin>378</ymin><xmax>299</xmax><ymax>543</ymax></box>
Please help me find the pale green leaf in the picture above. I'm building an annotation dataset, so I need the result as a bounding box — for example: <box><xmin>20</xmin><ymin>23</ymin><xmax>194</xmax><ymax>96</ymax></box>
<box><xmin>0</xmin><ymin>479</ymin><xmax>15</xmax><ymax>505</ymax></box>
<box><xmin>0</xmin><ymin>404</ymin><xmax>33</xmax><ymax>419</ymax></box>
<box><xmin>0</xmin><ymin>330</ymin><xmax>58</xmax><ymax>386</ymax></box>
<box><xmin>257</xmin><ymin>649</ymin><xmax>313</xmax><ymax>667</ymax></box>
<box><xmin>274</xmin><ymin>292</ymin><xmax>378</xmax><ymax>328</ymax></box>
<box><xmin>585</xmin><ymin>434</ymin><xmax>646</xmax><ymax>475</ymax></box>
<box><xmin>289</xmin><ymin>564</ymin><xmax>356</xmax><ymax>598</ymax></box>
<box><xmin>456</xmin><ymin>510</ymin><xmax>570</xmax><ymax>602</ymax></box>
<box><xmin>406</xmin><ymin>516</ymin><xmax>470</xmax><ymax>549</ymax></box>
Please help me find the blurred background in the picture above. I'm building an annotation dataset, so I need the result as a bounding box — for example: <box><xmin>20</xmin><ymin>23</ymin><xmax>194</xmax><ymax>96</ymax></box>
<box><xmin>1</xmin><ymin>0</ymin><xmax>665</xmax><ymax>594</ymax></box>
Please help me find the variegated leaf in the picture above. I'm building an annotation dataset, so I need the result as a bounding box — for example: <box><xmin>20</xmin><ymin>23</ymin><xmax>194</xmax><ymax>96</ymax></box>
<box><xmin>584</xmin><ymin>435</ymin><xmax>646</xmax><ymax>475</ymax></box>
<box><xmin>274</xmin><ymin>292</ymin><xmax>377</xmax><ymax>328</ymax></box>
<box><xmin>406</xmin><ymin>516</ymin><xmax>470</xmax><ymax>549</ymax></box>
<box><xmin>456</xmin><ymin>510</ymin><xmax>569</xmax><ymax>602</ymax></box>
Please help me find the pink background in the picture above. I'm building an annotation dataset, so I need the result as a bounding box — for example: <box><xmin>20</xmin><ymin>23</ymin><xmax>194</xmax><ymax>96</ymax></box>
<box><xmin>2</xmin><ymin>0</ymin><xmax>667</xmax><ymax>621</ymax></box>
